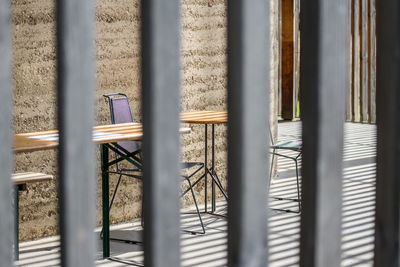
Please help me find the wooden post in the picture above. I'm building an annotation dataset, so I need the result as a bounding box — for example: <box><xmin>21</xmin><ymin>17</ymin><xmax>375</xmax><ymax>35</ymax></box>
<box><xmin>368</xmin><ymin>0</ymin><xmax>376</xmax><ymax>123</ymax></box>
<box><xmin>281</xmin><ymin>0</ymin><xmax>295</xmax><ymax>120</ymax></box>
<box><xmin>294</xmin><ymin>0</ymin><xmax>300</xmax><ymax>118</ymax></box>
<box><xmin>278</xmin><ymin>0</ymin><xmax>282</xmax><ymax>118</ymax></box>
<box><xmin>360</xmin><ymin>0</ymin><xmax>369</xmax><ymax>122</ymax></box>
<box><xmin>352</xmin><ymin>0</ymin><xmax>361</xmax><ymax>122</ymax></box>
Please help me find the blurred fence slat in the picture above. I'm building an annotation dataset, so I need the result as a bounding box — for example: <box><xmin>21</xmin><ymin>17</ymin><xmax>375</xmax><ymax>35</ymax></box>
<box><xmin>299</xmin><ymin>0</ymin><xmax>347</xmax><ymax>265</ymax></box>
<box><xmin>0</xmin><ymin>0</ymin><xmax>14</xmax><ymax>265</ymax></box>
<box><xmin>141</xmin><ymin>0</ymin><xmax>181</xmax><ymax>266</ymax></box>
<box><xmin>374</xmin><ymin>0</ymin><xmax>400</xmax><ymax>265</ymax></box>
<box><xmin>56</xmin><ymin>0</ymin><xmax>96</xmax><ymax>266</ymax></box>
<box><xmin>227</xmin><ymin>0</ymin><xmax>270</xmax><ymax>266</ymax></box>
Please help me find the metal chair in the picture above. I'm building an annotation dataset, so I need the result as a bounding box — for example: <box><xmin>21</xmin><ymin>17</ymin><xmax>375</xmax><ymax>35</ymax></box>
<box><xmin>269</xmin><ymin>125</ymin><xmax>302</xmax><ymax>213</ymax></box>
<box><xmin>103</xmin><ymin>93</ymin><xmax>205</xmax><ymax>235</ymax></box>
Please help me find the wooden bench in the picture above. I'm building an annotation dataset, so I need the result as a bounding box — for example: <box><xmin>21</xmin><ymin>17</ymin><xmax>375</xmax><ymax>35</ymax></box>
<box><xmin>12</xmin><ymin>172</ymin><xmax>53</xmax><ymax>190</ymax></box>
<box><xmin>12</xmin><ymin>172</ymin><xmax>53</xmax><ymax>261</ymax></box>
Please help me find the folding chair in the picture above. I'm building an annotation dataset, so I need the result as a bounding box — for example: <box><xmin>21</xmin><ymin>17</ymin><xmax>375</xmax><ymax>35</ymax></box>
<box><xmin>103</xmin><ymin>93</ymin><xmax>205</xmax><ymax>235</ymax></box>
<box><xmin>269</xmin><ymin>125</ymin><xmax>302</xmax><ymax>213</ymax></box>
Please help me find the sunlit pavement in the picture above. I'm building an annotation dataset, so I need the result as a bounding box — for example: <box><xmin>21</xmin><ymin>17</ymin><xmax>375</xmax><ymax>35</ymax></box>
<box><xmin>16</xmin><ymin>121</ymin><xmax>376</xmax><ymax>267</ymax></box>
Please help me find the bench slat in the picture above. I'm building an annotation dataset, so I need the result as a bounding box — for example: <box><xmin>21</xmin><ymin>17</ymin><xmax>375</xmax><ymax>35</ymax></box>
<box><xmin>12</xmin><ymin>172</ymin><xmax>53</xmax><ymax>185</ymax></box>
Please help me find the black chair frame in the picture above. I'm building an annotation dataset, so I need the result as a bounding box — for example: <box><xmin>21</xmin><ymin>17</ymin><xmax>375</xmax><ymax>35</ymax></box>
<box><xmin>269</xmin><ymin>127</ymin><xmax>302</xmax><ymax>213</ymax></box>
<box><xmin>102</xmin><ymin>93</ymin><xmax>206</xmax><ymax>239</ymax></box>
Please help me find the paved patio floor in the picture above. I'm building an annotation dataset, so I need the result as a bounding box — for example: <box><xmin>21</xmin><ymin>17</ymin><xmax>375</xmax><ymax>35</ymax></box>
<box><xmin>15</xmin><ymin>121</ymin><xmax>376</xmax><ymax>266</ymax></box>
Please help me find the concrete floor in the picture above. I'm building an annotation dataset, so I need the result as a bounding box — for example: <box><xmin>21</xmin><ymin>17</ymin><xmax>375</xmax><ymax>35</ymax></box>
<box><xmin>15</xmin><ymin>121</ymin><xmax>376</xmax><ymax>266</ymax></box>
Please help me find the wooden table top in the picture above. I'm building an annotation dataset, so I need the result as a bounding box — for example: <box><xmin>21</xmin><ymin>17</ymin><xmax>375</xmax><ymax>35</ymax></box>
<box><xmin>14</xmin><ymin>123</ymin><xmax>190</xmax><ymax>153</ymax></box>
<box><xmin>14</xmin><ymin>110</ymin><xmax>227</xmax><ymax>153</ymax></box>
<box><xmin>180</xmin><ymin>110</ymin><xmax>227</xmax><ymax>124</ymax></box>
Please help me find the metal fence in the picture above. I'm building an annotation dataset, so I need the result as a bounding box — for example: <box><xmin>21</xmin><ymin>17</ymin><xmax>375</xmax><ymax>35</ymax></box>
<box><xmin>0</xmin><ymin>0</ymin><xmax>399</xmax><ymax>266</ymax></box>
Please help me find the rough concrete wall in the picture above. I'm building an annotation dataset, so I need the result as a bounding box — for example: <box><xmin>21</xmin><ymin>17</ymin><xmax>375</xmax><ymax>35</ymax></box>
<box><xmin>12</xmin><ymin>0</ymin><xmax>278</xmax><ymax>241</ymax></box>
<box><xmin>12</xmin><ymin>0</ymin><xmax>58</xmax><ymax>240</ymax></box>
<box><xmin>94</xmin><ymin>0</ymin><xmax>142</xmax><ymax>228</ymax></box>
<box><xmin>180</xmin><ymin>0</ymin><xmax>228</xmax><ymax>206</ymax></box>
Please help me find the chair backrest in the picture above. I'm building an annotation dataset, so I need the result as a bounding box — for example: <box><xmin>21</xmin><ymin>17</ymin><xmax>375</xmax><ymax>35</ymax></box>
<box><xmin>104</xmin><ymin>93</ymin><xmax>139</xmax><ymax>153</ymax></box>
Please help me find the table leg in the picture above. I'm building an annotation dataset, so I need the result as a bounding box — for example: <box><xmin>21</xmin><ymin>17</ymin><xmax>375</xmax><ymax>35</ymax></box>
<box><xmin>204</xmin><ymin>124</ymin><xmax>208</xmax><ymax>212</ymax></box>
<box><xmin>101</xmin><ymin>144</ymin><xmax>110</xmax><ymax>258</ymax></box>
<box><xmin>211</xmin><ymin>124</ymin><xmax>216</xmax><ymax>213</ymax></box>
<box><xmin>14</xmin><ymin>185</ymin><xmax>19</xmax><ymax>261</ymax></box>
<box><xmin>203</xmin><ymin>122</ymin><xmax>228</xmax><ymax>215</ymax></box>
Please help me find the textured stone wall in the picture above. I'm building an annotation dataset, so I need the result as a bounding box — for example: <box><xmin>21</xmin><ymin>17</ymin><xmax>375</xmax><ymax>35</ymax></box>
<box><xmin>12</xmin><ymin>0</ymin><xmax>58</xmax><ymax>240</ymax></box>
<box><xmin>12</xmin><ymin>0</ymin><xmax>278</xmax><ymax>240</ymax></box>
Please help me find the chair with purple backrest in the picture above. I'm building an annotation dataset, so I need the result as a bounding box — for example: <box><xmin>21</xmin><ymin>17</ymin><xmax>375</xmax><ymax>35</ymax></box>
<box><xmin>103</xmin><ymin>93</ymin><xmax>205</xmax><ymax>235</ymax></box>
<box><xmin>269</xmin><ymin>125</ymin><xmax>302</xmax><ymax>213</ymax></box>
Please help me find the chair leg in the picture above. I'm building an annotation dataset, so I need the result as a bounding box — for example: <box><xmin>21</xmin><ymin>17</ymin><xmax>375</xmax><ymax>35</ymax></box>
<box><xmin>182</xmin><ymin>176</ymin><xmax>205</xmax><ymax>235</ymax></box>
<box><xmin>269</xmin><ymin>154</ymin><xmax>301</xmax><ymax>214</ymax></box>
<box><xmin>269</xmin><ymin>151</ymin><xmax>276</xmax><ymax>188</ymax></box>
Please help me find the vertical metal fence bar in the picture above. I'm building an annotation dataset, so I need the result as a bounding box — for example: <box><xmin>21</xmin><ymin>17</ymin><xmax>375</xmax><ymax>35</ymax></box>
<box><xmin>374</xmin><ymin>1</ymin><xmax>400</xmax><ymax>265</ymax></box>
<box><xmin>227</xmin><ymin>0</ymin><xmax>270</xmax><ymax>266</ymax></box>
<box><xmin>0</xmin><ymin>0</ymin><xmax>14</xmax><ymax>264</ymax></box>
<box><xmin>141</xmin><ymin>0</ymin><xmax>181</xmax><ymax>266</ymax></box>
<box><xmin>56</xmin><ymin>0</ymin><xmax>96</xmax><ymax>265</ymax></box>
<box><xmin>299</xmin><ymin>0</ymin><xmax>347</xmax><ymax>266</ymax></box>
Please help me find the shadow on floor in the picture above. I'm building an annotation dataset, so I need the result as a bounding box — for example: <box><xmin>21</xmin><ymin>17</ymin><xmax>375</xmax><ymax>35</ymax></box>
<box><xmin>16</xmin><ymin>122</ymin><xmax>377</xmax><ymax>267</ymax></box>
